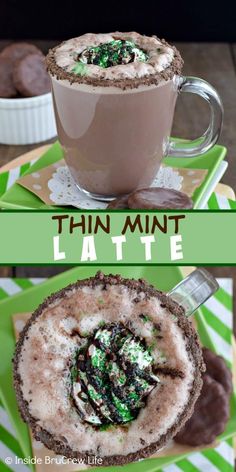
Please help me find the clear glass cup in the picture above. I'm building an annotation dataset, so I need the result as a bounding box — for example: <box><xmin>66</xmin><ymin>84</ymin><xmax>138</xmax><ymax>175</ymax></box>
<box><xmin>51</xmin><ymin>74</ymin><xmax>223</xmax><ymax>201</ymax></box>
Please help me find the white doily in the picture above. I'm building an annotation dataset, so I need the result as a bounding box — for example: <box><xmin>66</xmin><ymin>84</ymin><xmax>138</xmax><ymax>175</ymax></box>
<box><xmin>151</xmin><ymin>166</ymin><xmax>183</xmax><ymax>190</ymax></box>
<box><xmin>48</xmin><ymin>166</ymin><xmax>107</xmax><ymax>209</ymax></box>
<box><xmin>48</xmin><ymin>165</ymin><xmax>183</xmax><ymax>209</ymax></box>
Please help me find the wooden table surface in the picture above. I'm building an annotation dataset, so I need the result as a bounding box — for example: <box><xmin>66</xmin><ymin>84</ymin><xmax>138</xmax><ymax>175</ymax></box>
<box><xmin>0</xmin><ymin>40</ymin><xmax>235</xmax><ymax>332</ymax></box>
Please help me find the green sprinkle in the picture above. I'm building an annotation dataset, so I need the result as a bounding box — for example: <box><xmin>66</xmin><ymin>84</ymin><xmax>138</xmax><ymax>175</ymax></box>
<box><xmin>99</xmin><ymin>424</ymin><xmax>113</xmax><ymax>432</ymax></box>
<box><xmin>128</xmin><ymin>391</ymin><xmax>139</xmax><ymax>401</ymax></box>
<box><xmin>95</xmin><ymin>328</ymin><xmax>111</xmax><ymax>348</ymax></box>
<box><xmin>88</xmin><ymin>384</ymin><xmax>101</xmax><ymax>402</ymax></box>
<box><xmin>98</xmin><ymin>320</ymin><xmax>106</xmax><ymax>327</ymax></box>
<box><xmin>81</xmin><ymin>330</ymin><xmax>89</xmax><ymax>337</ymax></box>
<box><xmin>112</xmin><ymin>393</ymin><xmax>134</xmax><ymax>422</ymax></box>
<box><xmin>78</xmin><ymin>370</ymin><xmax>87</xmax><ymax>383</ymax></box>
<box><xmin>119</xmin><ymin>338</ymin><xmax>153</xmax><ymax>368</ymax></box>
<box><xmin>108</xmin><ymin>361</ymin><xmax>126</xmax><ymax>385</ymax></box>
<box><xmin>72</xmin><ymin>62</ymin><xmax>87</xmax><ymax>76</ymax></box>
<box><xmin>152</xmin><ymin>327</ymin><xmax>160</xmax><ymax>335</ymax></box>
<box><xmin>89</xmin><ymin>345</ymin><xmax>106</xmax><ymax>370</ymax></box>
<box><xmin>158</xmin><ymin>351</ymin><xmax>167</xmax><ymax>362</ymax></box>
<box><xmin>70</xmin><ymin>364</ymin><xmax>78</xmax><ymax>382</ymax></box>
<box><xmin>147</xmin><ymin>342</ymin><xmax>156</xmax><ymax>353</ymax></box>
<box><xmin>137</xmin><ymin>378</ymin><xmax>149</xmax><ymax>391</ymax></box>
<box><xmin>140</xmin><ymin>314</ymin><xmax>152</xmax><ymax>323</ymax></box>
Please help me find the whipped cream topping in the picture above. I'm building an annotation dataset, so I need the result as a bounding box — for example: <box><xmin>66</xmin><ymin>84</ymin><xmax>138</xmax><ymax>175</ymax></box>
<box><xmin>54</xmin><ymin>32</ymin><xmax>176</xmax><ymax>81</ymax></box>
<box><xmin>71</xmin><ymin>322</ymin><xmax>159</xmax><ymax>426</ymax></box>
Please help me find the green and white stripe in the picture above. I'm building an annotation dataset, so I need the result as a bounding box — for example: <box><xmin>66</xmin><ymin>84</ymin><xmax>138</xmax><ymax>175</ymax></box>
<box><xmin>0</xmin><ymin>397</ymin><xmax>30</xmax><ymax>472</ymax></box>
<box><xmin>0</xmin><ymin>278</ymin><xmax>45</xmax><ymax>472</ymax></box>
<box><xmin>205</xmin><ymin>193</ymin><xmax>236</xmax><ymax>209</ymax></box>
<box><xmin>0</xmin><ymin>278</ymin><xmax>234</xmax><ymax>472</ymax></box>
<box><xmin>0</xmin><ymin>160</ymin><xmax>38</xmax><ymax>198</ymax></box>
<box><xmin>200</xmin><ymin>278</ymin><xmax>233</xmax><ymax>367</ymax></box>
<box><xmin>0</xmin><ymin>278</ymin><xmax>45</xmax><ymax>301</ymax></box>
<box><xmin>163</xmin><ymin>438</ymin><xmax>234</xmax><ymax>472</ymax></box>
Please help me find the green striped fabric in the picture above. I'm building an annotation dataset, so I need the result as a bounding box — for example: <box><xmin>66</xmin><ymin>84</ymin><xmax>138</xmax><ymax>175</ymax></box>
<box><xmin>0</xmin><ymin>278</ymin><xmax>234</xmax><ymax>472</ymax></box>
<box><xmin>0</xmin><ymin>161</ymin><xmax>36</xmax><ymax>198</ymax></box>
<box><xmin>0</xmin><ymin>278</ymin><xmax>45</xmax><ymax>299</ymax></box>
<box><xmin>206</xmin><ymin>193</ymin><xmax>236</xmax><ymax>209</ymax></box>
<box><xmin>0</xmin><ymin>278</ymin><xmax>44</xmax><ymax>472</ymax></box>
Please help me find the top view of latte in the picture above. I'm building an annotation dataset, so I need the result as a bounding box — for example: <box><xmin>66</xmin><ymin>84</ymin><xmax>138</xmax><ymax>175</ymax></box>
<box><xmin>14</xmin><ymin>272</ymin><xmax>204</xmax><ymax>467</ymax></box>
<box><xmin>46</xmin><ymin>32</ymin><xmax>183</xmax><ymax>88</ymax></box>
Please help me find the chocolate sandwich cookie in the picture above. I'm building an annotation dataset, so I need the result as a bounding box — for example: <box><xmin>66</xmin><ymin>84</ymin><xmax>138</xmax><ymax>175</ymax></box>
<box><xmin>0</xmin><ymin>57</ymin><xmax>17</xmax><ymax>98</ymax></box>
<box><xmin>175</xmin><ymin>374</ymin><xmax>230</xmax><ymax>446</ymax></box>
<box><xmin>203</xmin><ymin>347</ymin><xmax>233</xmax><ymax>396</ymax></box>
<box><xmin>107</xmin><ymin>195</ymin><xmax>129</xmax><ymax>209</ymax></box>
<box><xmin>128</xmin><ymin>188</ymin><xmax>193</xmax><ymax>210</ymax></box>
<box><xmin>13</xmin><ymin>53</ymin><xmax>51</xmax><ymax>97</ymax></box>
<box><xmin>0</xmin><ymin>42</ymin><xmax>43</xmax><ymax>61</ymax></box>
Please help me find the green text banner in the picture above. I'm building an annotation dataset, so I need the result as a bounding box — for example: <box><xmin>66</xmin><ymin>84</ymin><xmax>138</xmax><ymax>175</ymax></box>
<box><xmin>0</xmin><ymin>211</ymin><xmax>235</xmax><ymax>265</ymax></box>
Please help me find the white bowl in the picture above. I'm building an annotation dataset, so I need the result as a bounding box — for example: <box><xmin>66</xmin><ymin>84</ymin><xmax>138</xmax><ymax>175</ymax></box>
<box><xmin>0</xmin><ymin>92</ymin><xmax>57</xmax><ymax>145</ymax></box>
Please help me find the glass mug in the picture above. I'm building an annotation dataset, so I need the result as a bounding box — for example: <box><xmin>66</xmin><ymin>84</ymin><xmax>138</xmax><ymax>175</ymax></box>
<box><xmin>168</xmin><ymin>268</ymin><xmax>219</xmax><ymax>317</ymax></box>
<box><xmin>50</xmin><ymin>74</ymin><xmax>223</xmax><ymax>200</ymax></box>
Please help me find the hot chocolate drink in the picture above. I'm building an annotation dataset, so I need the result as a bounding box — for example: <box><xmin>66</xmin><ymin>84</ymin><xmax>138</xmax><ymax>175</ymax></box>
<box><xmin>46</xmin><ymin>32</ymin><xmax>223</xmax><ymax>200</ymax></box>
<box><xmin>14</xmin><ymin>272</ymin><xmax>204</xmax><ymax>466</ymax></box>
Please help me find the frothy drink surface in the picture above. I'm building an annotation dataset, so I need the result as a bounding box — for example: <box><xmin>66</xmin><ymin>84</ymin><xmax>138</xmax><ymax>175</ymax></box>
<box><xmin>52</xmin><ymin>79</ymin><xmax>178</xmax><ymax>195</ymax></box>
<box><xmin>47</xmin><ymin>32</ymin><xmax>183</xmax><ymax>197</ymax></box>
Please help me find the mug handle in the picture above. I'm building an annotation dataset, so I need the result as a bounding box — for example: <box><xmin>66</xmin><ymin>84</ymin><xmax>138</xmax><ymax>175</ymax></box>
<box><xmin>168</xmin><ymin>76</ymin><xmax>223</xmax><ymax>157</ymax></box>
<box><xmin>167</xmin><ymin>268</ymin><xmax>219</xmax><ymax>317</ymax></box>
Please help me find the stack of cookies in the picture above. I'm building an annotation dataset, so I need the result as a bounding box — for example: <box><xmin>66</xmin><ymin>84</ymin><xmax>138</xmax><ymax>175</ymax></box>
<box><xmin>175</xmin><ymin>348</ymin><xmax>233</xmax><ymax>446</ymax></box>
<box><xmin>0</xmin><ymin>42</ymin><xmax>50</xmax><ymax>98</ymax></box>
